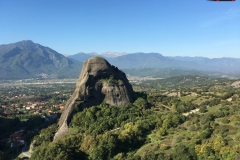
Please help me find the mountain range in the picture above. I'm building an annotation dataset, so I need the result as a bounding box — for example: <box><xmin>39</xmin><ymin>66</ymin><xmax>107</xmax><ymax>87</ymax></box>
<box><xmin>71</xmin><ymin>52</ymin><xmax>240</xmax><ymax>71</ymax></box>
<box><xmin>1</xmin><ymin>40</ymin><xmax>240</xmax><ymax>80</ymax></box>
<box><xmin>0</xmin><ymin>40</ymin><xmax>82</xmax><ymax>80</ymax></box>
<box><xmin>67</xmin><ymin>52</ymin><xmax>127</xmax><ymax>62</ymax></box>
<box><xmin>69</xmin><ymin>52</ymin><xmax>240</xmax><ymax>77</ymax></box>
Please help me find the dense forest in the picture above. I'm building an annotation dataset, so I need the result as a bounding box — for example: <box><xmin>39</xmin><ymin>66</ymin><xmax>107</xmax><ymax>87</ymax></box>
<box><xmin>30</xmin><ymin>76</ymin><xmax>240</xmax><ymax>160</ymax></box>
<box><xmin>1</xmin><ymin>76</ymin><xmax>240</xmax><ymax>159</ymax></box>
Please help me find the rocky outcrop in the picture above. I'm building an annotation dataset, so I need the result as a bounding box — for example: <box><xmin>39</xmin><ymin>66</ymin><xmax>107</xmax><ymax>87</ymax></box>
<box><xmin>53</xmin><ymin>56</ymin><xmax>133</xmax><ymax>141</ymax></box>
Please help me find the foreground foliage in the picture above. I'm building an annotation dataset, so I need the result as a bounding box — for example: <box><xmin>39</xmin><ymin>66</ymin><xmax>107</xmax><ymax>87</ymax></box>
<box><xmin>31</xmin><ymin>101</ymin><xmax>187</xmax><ymax>160</ymax></box>
<box><xmin>31</xmin><ymin>88</ymin><xmax>240</xmax><ymax>159</ymax></box>
<box><xmin>2</xmin><ymin>76</ymin><xmax>240</xmax><ymax>159</ymax></box>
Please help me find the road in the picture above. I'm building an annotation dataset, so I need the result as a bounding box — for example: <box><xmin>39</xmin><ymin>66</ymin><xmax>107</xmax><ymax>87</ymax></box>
<box><xmin>22</xmin><ymin>143</ymin><xmax>31</xmax><ymax>158</ymax></box>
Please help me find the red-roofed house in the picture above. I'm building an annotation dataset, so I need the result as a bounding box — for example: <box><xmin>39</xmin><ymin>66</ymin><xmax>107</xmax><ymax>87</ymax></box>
<box><xmin>9</xmin><ymin>130</ymin><xmax>25</xmax><ymax>147</ymax></box>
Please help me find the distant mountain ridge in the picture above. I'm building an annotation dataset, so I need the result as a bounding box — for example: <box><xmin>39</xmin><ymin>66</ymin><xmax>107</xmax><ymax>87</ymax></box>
<box><xmin>67</xmin><ymin>52</ymin><xmax>127</xmax><ymax>61</ymax></box>
<box><xmin>107</xmin><ymin>52</ymin><xmax>186</xmax><ymax>69</ymax></box>
<box><xmin>67</xmin><ymin>52</ymin><xmax>98</xmax><ymax>62</ymax></box>
<box><xmin>167</xmin><ymin>56</ymin><xmax>209</xmax><ymax>62</ymax></box>
<box><xmin>1</xmin><ymin>40</ymin><xmax>240</xmax><ymax>80</ymax></box>
<box><xmin>101</xmin><ymin>52</ymin><xmax>127</xmax><ymax>58</ymax></box>
<box><xmin>69</xmin><ymin>52</ymin><xmax>240</xmax><ymax>77</ymax></box>
<box><xmin>0</xmin><ymin>40</ymin><xmax>82</xmax><ymax>80</ymax></box>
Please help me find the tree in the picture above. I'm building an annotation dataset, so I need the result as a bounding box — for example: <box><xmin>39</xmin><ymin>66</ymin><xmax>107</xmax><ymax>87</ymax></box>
<box><xmin>199</xmin><ymin>106</ymin><xmax>207</xmax><ymax>113</ymax></box>
<box><xmin>88</xmin><ymin>132</ymin><xmax>117</xmax><ymax>160</ymax></box>
<box><xmin>172</xmin><ymin>145</ymin><xmax>191</xmax><ymax>160</ymax></box>
<box><xmin>195</xmin><ymin>144</ymin><xmax>214</xmax><ymax>159</ymax></box>
<box><xmin>156</xmin><ymin>127</ymin><xmax>167</xmax><ymax>137</ymax></box>
<box><xmin>80</xmin><ymin>135</ymin><xmax>96</xmax><ymax>153</ymax></box>
<box><xmin>213</xmin><ymin>135</ymin><xmax>225</xmax><ymax>152</ymax></box>
<box><xmin>199</xmin><ymin>129</ymin><xmax>212</xmax><ymax>140</ymax></box>
<box><xmin>133</xmin><ymin>97</ymin><xmax>148</xmax><ymax>109</ymax></box>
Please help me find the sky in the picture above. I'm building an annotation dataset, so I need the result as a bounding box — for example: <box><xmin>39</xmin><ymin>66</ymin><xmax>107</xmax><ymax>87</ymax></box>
<box><xmin>0</xmin><ymin>0</ymin><xmax>239</xmax><ymax>58</ymax></box>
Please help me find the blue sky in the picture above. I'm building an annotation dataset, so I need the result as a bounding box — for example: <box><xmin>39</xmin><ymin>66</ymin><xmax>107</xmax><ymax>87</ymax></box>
<box><xmin>0</xmin><ymin>0</ymin><xmax>239</xmax><ymax>58</ymax></box>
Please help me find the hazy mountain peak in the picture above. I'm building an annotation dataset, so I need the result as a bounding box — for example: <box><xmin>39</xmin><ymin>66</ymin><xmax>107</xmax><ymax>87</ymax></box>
<box><xmin>0</xmin><ymin>40</ymin><xmax>82</xmax><ymax>79</ymax></box>
<box><xmin>19</xmin><ymin>40</ymin><xmax>34</xmax><ymax>43</ymax></box>
<box><xmin>67</xmin><ymin>52</ymin><xmax>98</xmax><ymax>62</ymax></box>
<box><xmin>101</xmin><ymin>52</ymin><xmax>128</xmax><ymax>58</ymax></box>
<box><xmin>131</xmin><ymin>52</ymin><xmax>163</xmax><ymax>56</ymax></box>
<box><xmin>72</xmin><ymin>52</ymin><xmax>98</xmax><ymax>56</ymax></box>
<box><xmin>15</xmin><ymin>40</ymin><xmax>35</xmax><ymax>46</ymax></box>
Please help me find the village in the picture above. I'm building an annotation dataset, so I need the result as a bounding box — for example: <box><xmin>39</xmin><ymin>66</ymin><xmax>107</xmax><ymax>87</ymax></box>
<box><xmin>1</xmin><ymin>96</ymin><xmax>66</xmax><ymax>148</ymax></box>
<box><xmin>2</xmin><ymin>99</ymin><xmax>63</xmax><ymax>148</ymax></box>
<box><xmin>0</xmin><ymin>81</ymin><xmax>75</xmax><ymax>117</ymax></box>
<box><xmin>0</xmin><ymin>81</ymin><xmax>75</xmax><ymax>156</ymax></box>
<box><xmin>2</xmin><ymin>100</ymin><xmax>65</xmax><ymax>117</ymax></box>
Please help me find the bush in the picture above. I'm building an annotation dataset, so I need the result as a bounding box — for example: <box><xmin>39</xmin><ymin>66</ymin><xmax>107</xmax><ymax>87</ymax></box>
<box><xmin>220</xmin><ymin>118</ymin><xmax>230</xmax><ymax>124</ymax></box>
<box><xmin>199</xmin><ymin>106</ymin><xmax>207</xmax><ymax>113</ymax></box>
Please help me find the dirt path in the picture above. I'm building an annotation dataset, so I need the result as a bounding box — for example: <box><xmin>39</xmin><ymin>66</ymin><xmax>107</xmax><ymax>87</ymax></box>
<box><xmin>182</xmin><ymin>108</ymin><xmax>199</xmax><ymax>116</ymax></box>
<box><xmin>109</xmin><ymin>127</ymin><xmax>121</xmax><ymax>132</ymax></box>
<box><xmin>161</xmin><ymin>104</ymin><xmax>172</xmax><ymax>110</ymax></box>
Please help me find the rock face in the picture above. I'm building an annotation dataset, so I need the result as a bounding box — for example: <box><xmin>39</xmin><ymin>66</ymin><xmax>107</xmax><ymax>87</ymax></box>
<box><xmin>53</xmin><ymin>56</ymin><xmax>133</xmax><ymax>141</ymax></box>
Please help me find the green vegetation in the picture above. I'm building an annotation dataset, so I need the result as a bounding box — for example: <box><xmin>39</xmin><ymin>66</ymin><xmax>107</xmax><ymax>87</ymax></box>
<box><xmin>31</xmin><ymin>101</ymin><xmax>185</xmax><ymax>160</ymax></box>
<box><xmin>100</xmin><ymin>75</ymin><xmax>122</xmax><ymax>84</ymax></box>
<box><xmin>29</xmin><ymin>76</ymin><xmax>240</xmax><ymax>159</ymax></box>
<box><xmin>2</xmin><ymin>76</ymin><xmax>240</xmax><ymax>159</ymax></box>
<box><xmin>123</xmin><ymin>68</ymin><xmax>207</xmax><ymax>78</ymax></box>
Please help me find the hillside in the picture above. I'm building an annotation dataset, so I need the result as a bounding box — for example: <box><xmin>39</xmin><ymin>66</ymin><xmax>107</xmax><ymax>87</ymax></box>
<box><xmin>26</xmin><ymin>75</ymin><xmax>240</xmax><ymax>160</ymax></box>
<box><xmin>0</xmin><ymin>40</ymin><xmax>82</xmax><ymax>80</ymax></box>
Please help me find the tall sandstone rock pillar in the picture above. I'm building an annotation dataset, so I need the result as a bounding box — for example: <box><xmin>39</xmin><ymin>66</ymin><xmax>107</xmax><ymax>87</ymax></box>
<box><xmin>53</xmin><ymin>56</ymin><xmax>133</xmax><ymax>141</ymax></box>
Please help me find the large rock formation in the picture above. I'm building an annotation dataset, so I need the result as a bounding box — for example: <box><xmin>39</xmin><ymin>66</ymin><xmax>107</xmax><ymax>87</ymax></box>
<box><xmin>53</xmin><ymin>56</ymin><xmax>133</xmax><ymax>141</ymax></box>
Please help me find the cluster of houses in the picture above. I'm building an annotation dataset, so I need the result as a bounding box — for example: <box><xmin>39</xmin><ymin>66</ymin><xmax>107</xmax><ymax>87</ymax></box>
<box><xmin>2</xmin><ymin>101</ymin><xmax>65</xmax><ymax>116</ymax></box>
<box><xmin>9</xmin><ymin>130</ymin><xmax>25</xmax><ymax>147</ymax></box>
